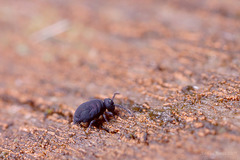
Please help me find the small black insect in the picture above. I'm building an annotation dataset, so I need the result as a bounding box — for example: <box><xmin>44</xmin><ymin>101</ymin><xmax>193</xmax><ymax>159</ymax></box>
<box><xmin>73</xmin><ymin>92</ymin><xmax>132</xmax><ymax>131</ymax></box>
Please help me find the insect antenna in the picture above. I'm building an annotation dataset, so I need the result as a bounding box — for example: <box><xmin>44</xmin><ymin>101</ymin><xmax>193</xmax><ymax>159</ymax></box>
<box><xmin>112</xmin><ymin>92</ymin><xmax>120</xmax><ymax>101</ymax></box>
<box><xmin>115</xmin><ymin>104</ymin><xmax>132</xmax><ymax>115</ymax></box>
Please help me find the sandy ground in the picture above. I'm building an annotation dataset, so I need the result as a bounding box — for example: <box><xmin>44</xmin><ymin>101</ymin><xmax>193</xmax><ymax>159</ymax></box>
<box><xmin>0</xmin><ymin>0</ymin><xmax>239</xmax><ymax>159</ymax></box>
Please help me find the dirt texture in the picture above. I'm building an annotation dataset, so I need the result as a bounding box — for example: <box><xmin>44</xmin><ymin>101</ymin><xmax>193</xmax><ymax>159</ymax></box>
<box><xmin>0</xmin><ymin>0</ymin><xmax>240</xmax><ymax>159</ymax></box>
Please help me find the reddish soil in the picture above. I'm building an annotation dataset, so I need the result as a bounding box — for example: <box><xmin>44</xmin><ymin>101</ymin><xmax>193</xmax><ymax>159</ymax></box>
<box><xmin>0</xmin><ymin>0</ymin><xmax>239</xmax><ymax>159</ymax></box>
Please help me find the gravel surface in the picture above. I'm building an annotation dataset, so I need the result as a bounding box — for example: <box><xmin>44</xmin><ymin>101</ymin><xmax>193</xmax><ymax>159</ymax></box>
<box><xmin>0</xmin><ymin>0</ymin><xmax>239</xmax><ymax>159</ymax></box>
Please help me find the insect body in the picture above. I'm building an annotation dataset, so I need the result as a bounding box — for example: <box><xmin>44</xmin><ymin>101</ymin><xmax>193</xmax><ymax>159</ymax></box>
<box><xmin>73</xmin><ymin>93</ymin><xmax>131</xmax><ymax>131</ymax></box>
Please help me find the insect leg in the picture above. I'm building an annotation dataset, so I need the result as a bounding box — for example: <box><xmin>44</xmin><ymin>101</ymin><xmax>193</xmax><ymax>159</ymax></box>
<box><xmin>103</xmin><ymin>113</ymin><xmax>109</xmax><ymax>125</ymax></box>
<box><xmin>86</xmin><ymin>119</ymin><xmax>97</xmax><ymax>132</ymax></box>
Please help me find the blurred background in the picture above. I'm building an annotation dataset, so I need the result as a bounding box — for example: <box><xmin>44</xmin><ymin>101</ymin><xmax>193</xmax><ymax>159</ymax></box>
<box><xmin>0</xmin><ymin>0</ymin><xmax>239</xmax><ymax>159</ymax></box>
